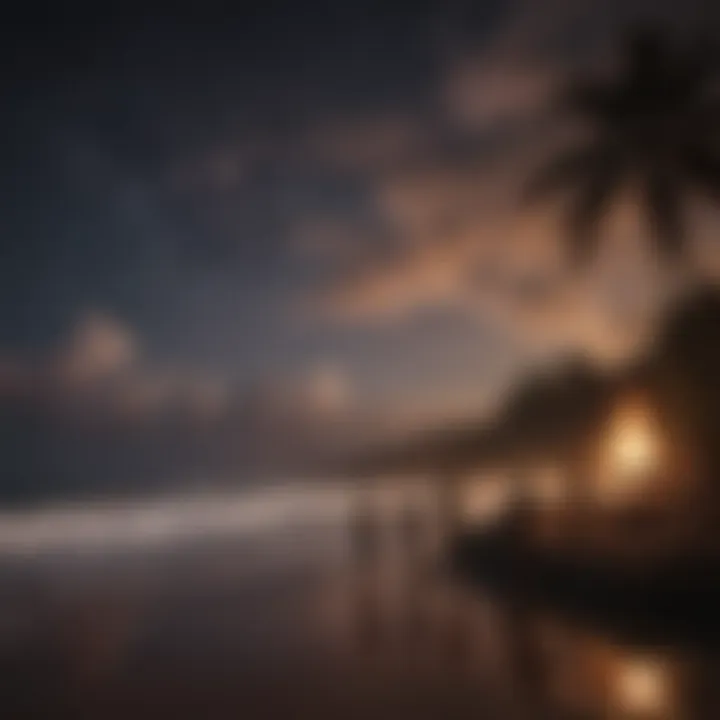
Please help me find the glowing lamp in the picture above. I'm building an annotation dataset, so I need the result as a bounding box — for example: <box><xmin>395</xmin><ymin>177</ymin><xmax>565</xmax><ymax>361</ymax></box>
<box><xmin>614</xmin><ymin>657</ymin><xmax>670</xmax><ymax>716</ymax></box>
<box><xmin>601</xmin><ymin>398</ymin><xmax>661</xmax><ymax>504</ymax></box>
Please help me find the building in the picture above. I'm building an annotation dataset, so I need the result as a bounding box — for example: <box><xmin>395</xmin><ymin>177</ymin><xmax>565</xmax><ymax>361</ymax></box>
<box><xmin>350</xmin><ymin>283</ymin><xmax>720</xmax><ymax>568</ymax></box>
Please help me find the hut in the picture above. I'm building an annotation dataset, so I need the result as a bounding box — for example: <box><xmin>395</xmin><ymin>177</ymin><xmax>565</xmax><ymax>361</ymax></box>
<box><xmin>348</xmin><ymin>284</ymin><xmax>720</xmax><ymax>568</ymax></box>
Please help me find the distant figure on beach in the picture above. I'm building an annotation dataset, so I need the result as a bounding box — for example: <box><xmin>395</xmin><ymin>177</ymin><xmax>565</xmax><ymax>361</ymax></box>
<box><xmin>349</xmin><ymin>484</ymin><xmax>380</xmax><ymax>570</ymax></box>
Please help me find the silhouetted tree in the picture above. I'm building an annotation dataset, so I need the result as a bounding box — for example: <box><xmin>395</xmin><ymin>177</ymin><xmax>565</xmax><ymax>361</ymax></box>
<box><xmin>526</xmin><ymin>25</ymin><xmax>720</xmax><ymax>263</ymax></box>
<box><xmin>651</xmin><ymin>285</ymin><xmax>720</xmax><ymax>537</ymax></box>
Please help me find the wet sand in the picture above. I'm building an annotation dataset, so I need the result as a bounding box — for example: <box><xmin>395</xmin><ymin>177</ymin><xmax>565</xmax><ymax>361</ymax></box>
<box><xmin>0</xmin><ymin>538</ymin><xmax>512</xmax><ymax>719</ymax></box>
<box><xmin>2</xmin><ymin>494</ymin><xmax>720</xmax><ymax>719</ymax></box>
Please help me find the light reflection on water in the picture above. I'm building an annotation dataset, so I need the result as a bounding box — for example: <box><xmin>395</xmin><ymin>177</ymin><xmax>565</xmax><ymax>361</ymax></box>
<box><xmin>319</xmin><ymin>575</ymin><xmax>720</xmax><ymax>720</ymax></box>
<box><xmin>0</xmin><ymin>482</ymin><xmax>718</xmax><ymax>718</ymax></box>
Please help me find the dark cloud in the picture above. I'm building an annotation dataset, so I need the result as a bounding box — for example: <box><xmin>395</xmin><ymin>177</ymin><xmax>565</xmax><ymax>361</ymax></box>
<box><xmin>1</xmin><ymin>1</ymin><xmax>719</xmax><ymax>503</ymax></box>
<box><xmin>0</xmin><ymin>313</ymin><xmax>366</xmax><ymax>504</ymax></box>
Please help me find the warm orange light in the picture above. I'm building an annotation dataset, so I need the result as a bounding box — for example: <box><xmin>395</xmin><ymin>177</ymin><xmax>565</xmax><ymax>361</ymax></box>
<box><xmin>533</xmin><ymin>466</ymin><xmax>566</xmax><ymax>507</ymax></box>
<box><xmin>599</xmin><ymin>398</ymin><xmax>661</xmax><ymax>504</ymax></box>
<box><xmin>614</xmin><ymin>656</ymin><xmax>670</xmax><ymax>716</ymax></box>
<box><xmin>461</xmin><ymin>476</ymin><xmax>511</xmax><ymax>525</ymax></box>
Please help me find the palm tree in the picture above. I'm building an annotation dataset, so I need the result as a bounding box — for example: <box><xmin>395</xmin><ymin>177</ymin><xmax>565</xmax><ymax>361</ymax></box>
<box><xmin>525</xmin><ymin>25</ymin><xmax>720</xmax><ymax>263</ymax></box>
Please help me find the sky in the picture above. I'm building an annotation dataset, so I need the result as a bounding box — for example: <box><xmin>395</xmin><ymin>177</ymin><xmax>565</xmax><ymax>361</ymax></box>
<box><xmin>1</xmin><ymin>0</ymin><xmax>720</xmax><ymax>503</ymax></box>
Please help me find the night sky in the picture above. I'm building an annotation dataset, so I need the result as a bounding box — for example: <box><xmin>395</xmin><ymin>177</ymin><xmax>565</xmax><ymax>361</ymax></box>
<box><xmin>1</xmin><ymin>0</ymin><xmax>719</xmax><ymax>502</ymax></box>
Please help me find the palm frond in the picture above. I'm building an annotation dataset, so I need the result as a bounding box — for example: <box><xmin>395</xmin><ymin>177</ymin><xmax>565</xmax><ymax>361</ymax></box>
<box><xmin>679</xmin><ymin>35</ymin><xmax>720</xmax><ymax>100</ymax></box>
<box><xmin>684</xmin><ymin>101</ymin><xmax>720</xmax><ymax>145</ymax></box>
<box><xmin>624</xmin><ymin>24</ymin><xmax>670</xmax><ymax>86</ymax></box>
<box><xmin>644</xmin><ymin>172</ymin><xmax>683</xmax><ymax>257</ymax></box>
<box><xmin>560</xmin><ymin>79</ymin><xmax>618</xmax><ymax>124</ymax></box>
<box><xmin>523</xmin><ymin>145</ymin><xmax>606</xmax><ymax>204</ymax></box>
<box><xmin>523</xmin><ymin>22</ymin><xmax>720</xmax><ymax>266</ymax></box>
<box><xmin>684</xmin><ymin>149</ymin><xmax>720</xmax><ymax>199</ymax></box>
<box><xmin>566</xmin><ymin>159</ymin><xmax>623</xmax><ymax>263</ymax></box>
